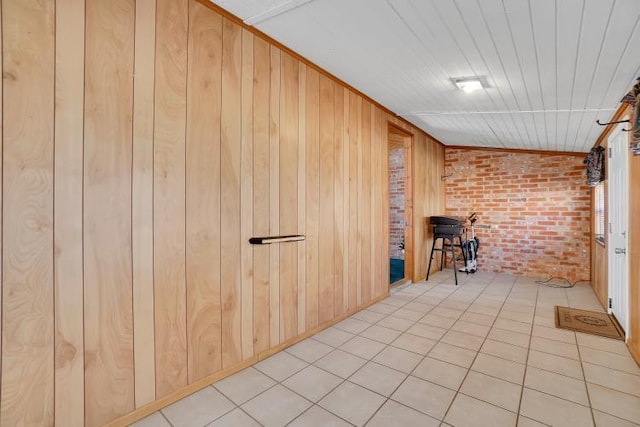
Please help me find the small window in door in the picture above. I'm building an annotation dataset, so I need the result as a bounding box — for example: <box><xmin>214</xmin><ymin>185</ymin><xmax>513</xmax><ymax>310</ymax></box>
<box><xmin>594</xmin><ymin>182</ymin><xmax>605</xmax><ymax>244</ymax></box>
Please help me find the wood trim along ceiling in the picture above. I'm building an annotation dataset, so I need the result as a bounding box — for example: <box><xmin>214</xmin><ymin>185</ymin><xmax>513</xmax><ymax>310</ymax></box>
<box><xmin>445</xmin><ymin>145</ymin><xmax>587</xmax><ymax>157</ymax></box>
<box><xmin>195</xmin><ymin>0</ymin><xmax>446</xmax><ymax>148</ymax></box>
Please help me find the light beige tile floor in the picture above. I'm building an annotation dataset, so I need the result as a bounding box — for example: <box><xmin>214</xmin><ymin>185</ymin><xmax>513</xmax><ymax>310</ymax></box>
<box><xmin>131</xmin><ymin>270</ymin><xmax>640</xmax><ymax>427</ymax></box>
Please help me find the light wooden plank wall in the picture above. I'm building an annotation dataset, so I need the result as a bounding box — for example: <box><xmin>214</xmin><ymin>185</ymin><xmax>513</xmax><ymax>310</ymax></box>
<box><xmin>2</xmin><ymin>0</ymin><xmax>55</xmax><ymax>426</ymax></box>
<box><xmin>84</xmin><ymin>1</ymin><xmax>136</xmax><ymax>424</ymax></box>
<box><xmin>185</xmin><ymin>2</ymin><xmax>223</xmax><ymax>383</ymax></box>
<box><xmin>55</xmin><ymin>0</ymin><xmax>85</xmax><ymax>424</ymax></box>
<box><xmin>0</xmin><ymin>1</ymin><xmax>445</xmax><ymax>425</ymax></box>
<box><xmin>133</xmin><ymin>0</ymin><xmax>158</xmax><ymax>409</ymax></box>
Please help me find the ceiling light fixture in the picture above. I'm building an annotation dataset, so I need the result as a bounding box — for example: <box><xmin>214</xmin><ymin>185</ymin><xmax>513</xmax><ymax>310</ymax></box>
<box><xmin>454</xmin><ymin>78</ymin><xmax>484</xmax><ymax>93</ymax></box>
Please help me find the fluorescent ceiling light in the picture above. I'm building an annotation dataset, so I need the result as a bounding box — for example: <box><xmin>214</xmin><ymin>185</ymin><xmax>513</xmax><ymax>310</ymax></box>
<box><xmin>454</xmin><ymin>78</ymin><xmax>483</xmax><ymax>93</ymax></box>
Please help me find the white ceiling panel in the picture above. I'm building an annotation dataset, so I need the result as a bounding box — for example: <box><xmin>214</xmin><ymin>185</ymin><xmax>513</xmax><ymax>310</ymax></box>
<box><xmin>213</xmin><ymin>0</ymin><xmax>316</xmax><ymax>24</ymax></box>
<box><xmin>210</xmin><ymin>0</ymin><xmax>640</xmax><ymax>152</ymax></box>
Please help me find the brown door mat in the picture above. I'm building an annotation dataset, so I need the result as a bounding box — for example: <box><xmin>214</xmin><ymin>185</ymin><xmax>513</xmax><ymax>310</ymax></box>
<box><xmin>555</xmin><ymin>306</ymin><xmax>625</xmax><ymax>340</ymax></box>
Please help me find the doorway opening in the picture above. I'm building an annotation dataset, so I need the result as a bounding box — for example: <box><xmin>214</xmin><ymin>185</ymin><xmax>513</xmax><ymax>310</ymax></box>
<box><xmin>388</xmin><ymin>124</ymin><xmax>413</xmax><ymax>287</ymax></box>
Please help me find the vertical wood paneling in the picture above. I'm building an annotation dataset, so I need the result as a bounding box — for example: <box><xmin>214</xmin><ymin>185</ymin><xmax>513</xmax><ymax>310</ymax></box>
<box><xmin>252</xmin><ymin>37</ymin><xmax>271</xmax><ymax>354</ymax></box>
<box><xmin>305</xmin><ymin>67</ymin><xmax>320</xmax><ymax>329</ymax></box>
<box><xmin>185</xmin><ymin>2</ymin><xmax>222</xmax><ymax>382</ymax></box>
<box><xmin>348</xmin><ymin>93</ymin><xmax>359</xmax><ymax>310</ymax></box>
<box><xmin>0</xmin><ymin>2</ymin><xmax>449</xmax><ymax>424</ymax></box>
<box><xmin>422</xmin><ymin>138</ymin><xmax>432</xmax><ymax>278</ymax></box>
<box><xmin>0</xmin><ymin>6</ymin><xmax>3</xmax><ymax>420</ymax></box>
<box><xmin>382</xmin><ymin>116</ymin><xmax>391</xmax><ymax>288</ymax></box>
<box><xmin>333</xmin><ymin>87</ymin><xmax>345</xmax><ymax>316</ymax></box>
<box><xmin>383</xmin><ymin>115</ymin><xmax>390</xmax><ymax>293</ymax></box>
<box><xmin>361</xmin><ymin>101</ymin><xmax>372</xmax><ymax>301</ymax></box>
<box><xmin>360</xmin><ymin>100</ymin><xmax>370</xmax><ymax>303</ymax></box>
<box><xmin>279</xmin><ymin>53</ymin><xmax>299</xmax><ymax>341</ymax></box>
<box><xmin>1</xmin><ymin>0</ymin><xmax>55</xmax><ymax>425</ymax></box>
<box><xmin>434</xmin><ymin>140</ymin><xmax>443</xmax><ymax>278</ymax></box>
<box><xmin>54</xmin><ymin>0</ymin><xmax>85</xmax><ymax>424</ymax></box>
<box><xmin>84</xmin><ymin>0</ymin><xmax>135</xmax><ymax>424</ymax></box>
<box><xmin>318</xmin><ymin>76</ymin><xmax>335</xmax><ymax>324</ymax></box>
<box><xmin>403</xmin><ymin>132</ymin><xmax>413</xmax><ymax>282</ymax></box>
<box><xmin>413</xmin><ymin>133</ymin><xmax>427</xmax><ymax>281</ymax></box>
<box><xmin>592</xmin><ymin>241</ymin><xmax>607</xmax><ymax>308</ymax></box>
<box><xmin>373</xmin><ymin>108</ymin><xmax>384</xmax><ymax>297</ymax></box>
<box><xmin>297</xmin><ymin>64</ymin><xmax>307</xmax><ymax>334</ymax></box>
<box><xmin>268</xmin><ymin>46</ymin><xmax>281</xmax><ymax>346</ymax></box>
<box><xmin>220</xmin><ymin>18</ymin><xmax>242</xmax><ymax>367</ymax></box>
<box><xmin>432</xmin><ymin>140</ymin><xmax>442</xmax><ymax>278</ymax></box>
<box><xmin>356</xmin><ymin>96</ymin><xmax>363</xmax><ymax>305</ymax></box>
<box><xmin>414</xmin><ymin>135</ymin><xmax>445</xmax><ymax>280</ymax></box>
<box><xmin>380</xmin><ymin>112</ymin><xmax>389</xmax><ymax>295</ymax></box>
<box><xmin>132</xmin><ymin>0</ymin><xmax>157</xmax><ymax>407</ymax></box>
<box><xmin>154</xmin><ymin>0</ymin><xmax>188</xmax><ymax>397</ymax></box>
<box><xmin>240</xmin><ymin>29</ymin><xmax>255</xmax><ymax>360</ymax></box>
<box><xmin>369</xmin><ymin>106</ymin><xmax>377</xmax><ymax>297</ymax></box>
<box><xmin>342</xmin><ymin>89</ymin><xmax>350</xmax><ymax>312</ymax></box>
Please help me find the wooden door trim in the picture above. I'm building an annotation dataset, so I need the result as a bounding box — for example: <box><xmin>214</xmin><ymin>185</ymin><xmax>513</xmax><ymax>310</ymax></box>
<box><xmin>387</xmin><ymin>122</ymin><xmax>414</xmax><ymax>284</ymax></box>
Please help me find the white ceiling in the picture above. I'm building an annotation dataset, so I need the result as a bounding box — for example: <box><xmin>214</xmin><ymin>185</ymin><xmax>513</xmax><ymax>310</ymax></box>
<box><xmin>211</xmin><ymin>0</ymin><xmax>640</xmax><ymax>152</ymax></box>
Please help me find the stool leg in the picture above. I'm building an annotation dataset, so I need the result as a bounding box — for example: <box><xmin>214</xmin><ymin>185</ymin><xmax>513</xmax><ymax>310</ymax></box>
<box><xmin>458</xmin><ymin>236</ymin><xmax>468</xmax><ymax>274</ymax></box>
<box><xmin>450</xmin><ymin>236</ymin><xmax>458</xmax><ymax>286</ymax></box>
<box><xmin>426</xmin><ymin>237</ymin><xmax>437</xmax><ymax>280</ymax></box>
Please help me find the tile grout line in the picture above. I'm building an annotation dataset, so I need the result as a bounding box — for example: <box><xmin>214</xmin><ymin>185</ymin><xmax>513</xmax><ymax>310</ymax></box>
<box><xmin>140</xmin><ymin>274</ymin><xmax>639</xmax><ymax>426</ymax></box>
<box><xmin>344</xmin><ymin>274</ymin><xmax>470</xmax><ymax>424</ymax></box>
<box><xmin>283</xmin><ymin>339</ymin><xmax>386</xmax><ymax>426</ymax></box>
<box><xmin>514</xmin><ymin>280</ymin><xmax>540</xmax><ymax>423</ymax></box>
<box><xmin>286</xmin><ymin>280</ymin><xmax>443</xmax><ymax>426</ymax></box>
<box><xmin>394</xmin><ymin>279</ymin><xmax>568</xmax><ymax>425</ymax></box>
<box><xmin>282</xmin><ymin>280</ymin><xmax>440</xmax><ymax>426</ymax></box>
<box><xmin>439</xmin><ymin>275</ymin><xmax>522</xmax><ymax>423</ymax></box>
<box><xmin>517</xmin><ymin>292</ymin><xmax>640</xmax><ymax>411</ymax></box>
<box><xmin>158</xmin><ymin>385</ymin><xmax>246</xmax><ymax>427</ymax></box>
<box><xmin>341</xmin><ymin>279</ymin><xmax>455</xmax><ymax>424</ymax></box>
<box><xmin>361</xmin><ymin>304</ymin><xmax>465</xmax><ymax>422</ymax></box>
<box><xmin>135</xmin><ymin>278</ymin><xmax>544</xmax><ymax>425</ymax></box>
<box><xmin>576</xmin><ymin>341</ymin><xmax>640</xmax><ymax>359</ymax></box>
<box><xmin>571</xmin><ymin>280</ymin><xmax>599</xmax><ymax>427</ymax></box>
<box><xmin>281</xmin><ymin>342</ymin><xmax>368</xmax><ymax>425</ymax></box>
<box><xmin>208</xmin><ymin>349</ymin><xmax>327</xmax><ymax>426</ymax></box>
<box><xmin>210</xmin><ymin>381</ymin><xmax>278</xmax><ymax>425</ymax></box>
<box><xmin>225</xmin><ymin>406</ymin><xmax>266</xmax><ymax>427</ymax></box>
<box><xmin>160</xmin><ymin>410</ymin><xmax>174</xmax><ymax>427</ymax></box>
<box><xmin>362</xmin><ymin>274</ymin><xmax>500</xmax><ymax>425</ymax></box>
<box><xmin>576</xmin><ymin>377</ymin><xmax>640</xmax><ymax>400</ymax></box>
<box><xmin>157</xmin><ymin>283</ymin><xmax>427</xmax><ymax>427</ymax></box>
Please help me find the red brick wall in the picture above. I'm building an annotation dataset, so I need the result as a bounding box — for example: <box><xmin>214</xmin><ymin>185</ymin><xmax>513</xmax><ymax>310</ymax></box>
<box><xmin>389</xmin><ymin>144</ymin><xmax>405</xmax><ymax>259</ymax></box>
<box><xmin>445</xmin><ymin>148</ymin><xmax>591</xmax><ymax>282</ymax></box>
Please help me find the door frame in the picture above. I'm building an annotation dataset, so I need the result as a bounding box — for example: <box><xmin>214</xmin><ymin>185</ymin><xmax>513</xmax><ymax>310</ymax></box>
<box><xmin>607</xmin><ymin>124</ymin><xmax>630</xmax><ymax>335</ymax></box>
<box><xmin>387</xmin><ymin>123</ymin><xmax>414</xmax><ymax>286</ymax></box>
